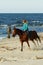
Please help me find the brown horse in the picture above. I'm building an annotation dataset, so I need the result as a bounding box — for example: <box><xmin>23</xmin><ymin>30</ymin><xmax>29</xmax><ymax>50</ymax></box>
<box><xmin>12</xmin><ymin>27</ymin><xmax>41</xmax><ymax>51</ymax></box>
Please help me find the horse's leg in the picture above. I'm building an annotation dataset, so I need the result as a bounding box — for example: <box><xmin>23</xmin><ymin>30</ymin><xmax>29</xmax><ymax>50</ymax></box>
<box><xmin>32</xmin><ymin>40</ymin><xmax>37</xmax><ymax>47</ymax></box>
<box><xmin>36</xmin><ymin>38</ymin><xmax>42</xmax><ymax>46</ymax></box>
<box><xmin>26</xmin><ymin>41</ymin><xmax>30</xmax><ymax>47</ymax></box>
<box><xmin>36</xmin><ymin>39</ymin><xmax>39</xmax><ymax>46</ymax></box>
<box><xmin>37</xmin><ymin>35</ymin><xmax>41</xmax><ymax>43</ymax></box>
<box><xmin>21</xmin><ymin>41</ymin><xmax>23</xmax><ymax>51</ymax></box>
<box><xmin>26</xmin><ymin>40</ymin><xmax>31</xmax><ymax>50</ymax></box>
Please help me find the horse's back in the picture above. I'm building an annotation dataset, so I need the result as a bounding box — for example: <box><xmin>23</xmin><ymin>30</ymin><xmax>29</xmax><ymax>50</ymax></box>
<box><xmin>28</xmin><ymin>30</ymin><xmax>38</xmax><ymax>40</ymax></box>
<box><xmin>28</xmin><ymin>30</ymin><xmax>37</xmax><ymax>35</ymax></box>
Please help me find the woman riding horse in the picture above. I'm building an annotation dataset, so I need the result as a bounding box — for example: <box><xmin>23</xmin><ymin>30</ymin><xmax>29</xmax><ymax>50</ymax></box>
<box><xmin>12</xmin><ymin>27</ymin><xmax>41</xmax><ymax>51</ymax></box>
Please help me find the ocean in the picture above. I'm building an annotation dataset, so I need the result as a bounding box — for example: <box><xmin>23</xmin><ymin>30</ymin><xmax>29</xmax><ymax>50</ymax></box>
<box><xmin>0</xmin><ymin>13</ymin><xmax>43</xmax><ymax>40</ymax></box>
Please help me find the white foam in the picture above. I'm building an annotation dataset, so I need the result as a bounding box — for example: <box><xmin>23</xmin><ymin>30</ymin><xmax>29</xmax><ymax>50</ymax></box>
<box><xmin>0</xmin><ymin>37</ymin><xmax>6</xmax><ymax>40</ymax></box>
<box><xmin>32</xmin><ymin>21</ymin><xmax>39</xmax><ymax>23</ymax></box>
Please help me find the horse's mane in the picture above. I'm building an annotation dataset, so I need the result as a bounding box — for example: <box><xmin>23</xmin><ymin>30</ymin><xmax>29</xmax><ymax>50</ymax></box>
<box><xmin>15</xmin><ymin>28</ymin><xmax>24</xmax><ymax>34</ymax></box>
<box><xmin>16</xmin><ymin>28</ymin><xmax>23</xmax><ymax>32</ymax></box>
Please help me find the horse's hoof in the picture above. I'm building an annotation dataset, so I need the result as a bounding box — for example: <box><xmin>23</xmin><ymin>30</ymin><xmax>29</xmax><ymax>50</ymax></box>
<box><xmin>7</xmin><ymin>36</ymin><xmax>10</xmax><ymax>38</ymax></box>
<box><xmin>21</xmin><ymin>49</ymin><xmax>23</xmax><ymax>51</ymax></box>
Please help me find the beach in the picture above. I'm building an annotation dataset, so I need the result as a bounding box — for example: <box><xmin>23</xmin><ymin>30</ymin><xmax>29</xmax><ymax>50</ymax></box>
<box><xmin>0</xmin><ymin>32</ymin><xmax>43</xmax><ymax>65</ymax></box>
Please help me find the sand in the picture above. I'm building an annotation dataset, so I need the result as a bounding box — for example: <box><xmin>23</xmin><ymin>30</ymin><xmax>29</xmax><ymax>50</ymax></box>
<box><xmin>0</xmin><ymin>33</ymin><xmax>43</xmax><ymax>65</ymax></box>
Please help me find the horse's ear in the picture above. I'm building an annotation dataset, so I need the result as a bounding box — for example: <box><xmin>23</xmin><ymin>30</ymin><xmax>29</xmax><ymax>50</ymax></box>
<box><xmin>13</xmin><ymin>26</ymin><xmax>16</xmax><ymax>30</ymax></box>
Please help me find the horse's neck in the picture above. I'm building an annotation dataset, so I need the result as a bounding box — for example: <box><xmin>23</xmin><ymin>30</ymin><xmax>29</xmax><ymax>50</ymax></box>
<box><xmin>16</xmin><ymin>29</ymin><xmax>23</xmax><ymax>36</ymax></box>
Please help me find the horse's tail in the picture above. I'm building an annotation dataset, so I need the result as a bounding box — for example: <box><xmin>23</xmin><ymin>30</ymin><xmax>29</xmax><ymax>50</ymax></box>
<box><xmin>37</xmin><ymin>35</ymin><xmax>41</xmax><ymax>43</ymax></box>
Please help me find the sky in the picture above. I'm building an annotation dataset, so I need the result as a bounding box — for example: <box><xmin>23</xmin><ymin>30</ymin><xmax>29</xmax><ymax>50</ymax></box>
<box><xmin>0</xmin><ymin>0</ymin><xmax>43</xmax><ymax>13</ymax></box>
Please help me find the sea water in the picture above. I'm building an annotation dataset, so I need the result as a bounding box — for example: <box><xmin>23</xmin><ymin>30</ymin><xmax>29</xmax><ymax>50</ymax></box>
<box><xmin>0</xmin><ymin>13</ymin><xmax>43</xmax><ymax>40</ymax></box>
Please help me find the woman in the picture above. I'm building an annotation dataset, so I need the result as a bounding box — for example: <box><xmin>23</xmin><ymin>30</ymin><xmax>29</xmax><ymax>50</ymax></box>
<box><xmin>22</xmin><ymin>20</ymin><xmax>28</xmax><ymax>32</ymax></box>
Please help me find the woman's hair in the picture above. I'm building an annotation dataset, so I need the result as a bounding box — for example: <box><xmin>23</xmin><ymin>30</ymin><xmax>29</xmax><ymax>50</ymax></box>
<box><xmin>23</xmin><ymin>20</ymin><xmax>27</xmax><ymax>23</ymax></box>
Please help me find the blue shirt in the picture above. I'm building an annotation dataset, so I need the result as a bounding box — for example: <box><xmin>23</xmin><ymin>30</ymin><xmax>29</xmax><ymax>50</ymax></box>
<box><xmin>22</xmin><ymin>23</ymin><xmax>28</xmax><ymax>31</ymax></box>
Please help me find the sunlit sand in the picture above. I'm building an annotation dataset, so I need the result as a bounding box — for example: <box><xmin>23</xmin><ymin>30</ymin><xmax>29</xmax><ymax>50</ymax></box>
<box><xmin>0</xmin><ymin>33</ymin><xmax>43</xmax><ymax>65</ymax></box>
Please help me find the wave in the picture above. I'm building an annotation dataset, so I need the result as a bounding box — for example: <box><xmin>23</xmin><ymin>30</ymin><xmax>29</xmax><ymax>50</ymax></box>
<box><xmin>0</xmin><ymin>37</ymin><xmax>6</xmax><ymax>41</ymax></box>
<box><xmin>0</xmin><ymin>24</ymin><xmax>7</xmax><ymax>27</ymax></box>
<box><xmin>32</xmin><ymin>21</ymin><xmax>39</xmax><ymax>23</ymax></box>
<box><xmin>0</xmin><ymin>24</ymin><xmax>8</xmax><ymax>29</ymax></box>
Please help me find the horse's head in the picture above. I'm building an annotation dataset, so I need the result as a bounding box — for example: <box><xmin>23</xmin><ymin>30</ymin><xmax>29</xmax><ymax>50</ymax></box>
<box><xmin>12</xmin><ymin>27</ymin><xmax>17</xmax><ymax>37</ymax></box>
<box><xmin>12</xmin><ymin>27</ymin><xmax>24</xmax><ymax>38</ymax></box>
